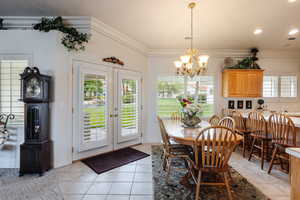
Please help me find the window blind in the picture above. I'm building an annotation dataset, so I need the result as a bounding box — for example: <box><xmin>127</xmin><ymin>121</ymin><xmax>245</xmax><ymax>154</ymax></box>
<box><xmin>0</xmin><ymin>60</ymin><xmax>27</xmax><ymax>125</ymax></box>
<box><xmin>280</xmin><ymin>76</ymin><xmax>297</xmax><ymax>97</ymax></box>
<box><xmin>263</xmin><ymin>76</ymin><xmax>279</xmax><ymax>97</ymax></box>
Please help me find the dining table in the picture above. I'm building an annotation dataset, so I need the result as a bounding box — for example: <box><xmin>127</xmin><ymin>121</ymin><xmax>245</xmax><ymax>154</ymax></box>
<box><xmin>163</xmin><ymin>119</ymin><xmax>244</xmax><ymax>187</ymax></box>
<box><xmin>164</xmin><ymin>119</ymin><xmax>244</xmax><ymax>145</ymax></box>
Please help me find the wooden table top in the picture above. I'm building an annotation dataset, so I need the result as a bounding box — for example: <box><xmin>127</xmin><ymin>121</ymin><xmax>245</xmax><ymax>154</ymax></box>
<box><xmin>164</xmin><ymin>120</ymin><xmax>243</xmax><ymax>146</ymax></box>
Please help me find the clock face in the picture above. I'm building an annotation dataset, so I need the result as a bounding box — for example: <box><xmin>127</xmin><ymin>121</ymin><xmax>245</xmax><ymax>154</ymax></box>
<box><xmin>26</xmin><ymin>78</ymin><xmax>41</xmax><ymax>98</ymax></box>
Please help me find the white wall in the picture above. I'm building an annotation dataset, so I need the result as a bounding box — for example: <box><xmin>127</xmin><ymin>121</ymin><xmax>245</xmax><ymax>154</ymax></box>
<box><xmin>144</xmin><ymin>51</ymin><xmax>300</xmax><ymax>143</ymax></box>
<box><xmin>0</xmin><ymin>27</ymin><xmax>148</xmax><ymax>168</ymax></box>
<box><xmin>1</xmin><ymin>19</ymin><xmax>300</xmax><ymax>167</ymax></box>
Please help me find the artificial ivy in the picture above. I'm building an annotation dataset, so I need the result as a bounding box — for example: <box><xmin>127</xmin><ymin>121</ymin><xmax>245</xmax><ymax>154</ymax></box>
<box><xmin>33</xmin><ymin>16</ymin><xmax>90</xmax><ymax>51</ymax></box>
<box><xmin>225</xmin><ymin>48</ymin><xmax>261</xmax><ymax>69</ymax></box>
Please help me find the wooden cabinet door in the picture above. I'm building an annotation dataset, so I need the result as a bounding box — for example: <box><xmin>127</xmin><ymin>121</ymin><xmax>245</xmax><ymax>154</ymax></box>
<box><xmin>227</xmin><ymin>72</ymin><xmax>247</xmax><ymax>97</ymax></box>
<box><xmin>222</xmin><ymin>69</ymin><xmax>264</xmax><ymax>98</ymax></box>
<box><xmin>246</xmin><ymin>72</ymin><xmax>263</xmax><ymax>97</ymax></box>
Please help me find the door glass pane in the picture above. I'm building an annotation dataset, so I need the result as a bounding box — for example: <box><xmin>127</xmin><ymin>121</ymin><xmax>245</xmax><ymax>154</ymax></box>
<box><xmin>120</xmin><ymin>79</ymin><xmax>138</xmax><ymax>137</ymax></box>
<box><xmin>82</xmin><ymin>74</ymin><xmax>107</xmax><ymax>144</ymax></box>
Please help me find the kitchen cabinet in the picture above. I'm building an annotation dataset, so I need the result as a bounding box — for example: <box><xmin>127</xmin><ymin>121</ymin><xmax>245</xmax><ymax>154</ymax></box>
<box><xmin>222</xmin><ymin>69</ymin><xmax>264</xmax><ymax>98</ymax></box>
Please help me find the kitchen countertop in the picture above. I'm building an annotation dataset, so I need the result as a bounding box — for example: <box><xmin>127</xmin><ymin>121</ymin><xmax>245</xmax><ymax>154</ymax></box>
<box><xmin>241</xmin><ymin>111</ymin><xmax>300</xmax><ymax>128</ymax></box>
<box><xmin>286</xmin><ymin>148</ymin><xmax>300</xmax><ymax>159</ymax></box>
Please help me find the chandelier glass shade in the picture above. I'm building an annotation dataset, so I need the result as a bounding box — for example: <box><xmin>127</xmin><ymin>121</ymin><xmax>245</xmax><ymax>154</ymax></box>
<box><xmin>174</xmin><ymin>2</ymin><xmax>209</xmax><ymax>78</ymax></box>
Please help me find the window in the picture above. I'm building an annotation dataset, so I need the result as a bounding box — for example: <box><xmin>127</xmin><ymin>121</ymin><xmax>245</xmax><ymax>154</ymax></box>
<box><xmin>263</xmin><ymin>76</ymin><xmax>279</xmax><ymax>97</ymax></box>
<box><xmin>263</xmin><ymin>75</ymin><xmax>297</xmax><ymax>98</ymax></box>
<box><xmin>186</xmin><ymin>76</ymin><xmax>214</xmax><ymax>117</ymax></box>
<box><xmin>280</xmin><ymin>76</ymin><xmax>297</xmax><ymax>97</ymax></box>
<box><xmin>157</xmin><ymin>76</ymin><xmax>214</xmax><ymax>118</ymax></box>
<box><xmin>0</xmin><ymin>60</ymin><xmax>27</xmax><ymax>125</ymax></box>
<box><xmin>157</xmin><ymin>76</ymin><xmax>185</xmax><ymax>118</ymax></box>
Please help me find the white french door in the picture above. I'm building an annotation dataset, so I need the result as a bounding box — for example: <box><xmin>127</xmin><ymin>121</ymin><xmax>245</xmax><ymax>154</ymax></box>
<box><xmin>73</xmin><ymin>61</ymin><xmax>142</xmax><ymax>160</ymax></box>
<box><xmin>114</xmin><ymin>70</ymin><xmax>142</xmax><ymax>148</ymax></box>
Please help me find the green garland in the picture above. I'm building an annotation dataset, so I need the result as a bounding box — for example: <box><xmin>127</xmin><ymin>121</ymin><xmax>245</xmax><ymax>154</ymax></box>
<box><xmin>33</xmin><ymin>17</ymin><xmax>90</xmax><ymax>51</ymax></box>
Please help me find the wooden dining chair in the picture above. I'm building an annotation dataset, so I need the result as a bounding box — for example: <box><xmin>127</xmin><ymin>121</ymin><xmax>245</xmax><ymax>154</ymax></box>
<box><xmin>157</xmin><ymin>117</ymin><xmax>191</xmax><ymax>182</ymax></box>
<box><xmin>232</xmin><ymin>111</ymin><xmax>249</xmax><ymax>157</ymax></box>
<box><xmin>221</xmin><ymin>108</ymin><xmax>234</xmax><ymax>118</ymax></box>
<box><xmin>247</xmin><ymin>111</ymin><xmax>270</xmax><ymax>170</ymax></box>
<box><xmin>170</xmin><ymin>111</ymin><xmax>182</xmax><ymax>123</ymax></box>
<box><xmin>218</xmin><ymin>117</ymin><xmax>236</xmax><ymax>130</ymax></box>
<box><xmin>188</xmin><ymin>126</ymin><xmax>239</xmax><ymax>200</ymax></box>
<box><xmin>267</xmin><ymin>114</ymin><xmax>298</xmax><ymax>174</ymax></box>
<box><xmin>209</xmin><ymin>115</ymin><xmax>220</xmax><ymax>126</ymax></box>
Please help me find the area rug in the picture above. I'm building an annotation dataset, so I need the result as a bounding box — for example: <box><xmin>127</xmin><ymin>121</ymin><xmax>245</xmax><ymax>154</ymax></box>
<box><xmin>82</xmin><ymin>147</ymin><xmax>150</xmax><ymax>174</ymax></box>
<box><xmin>152</xmin><ymin>145</ymin><xmax>269</xmax><ymax>200</ymax></box>
<box><xmin>0</xmin><ymin>169</ymin><xmax>63</xmax><ymax>200</ymax></box>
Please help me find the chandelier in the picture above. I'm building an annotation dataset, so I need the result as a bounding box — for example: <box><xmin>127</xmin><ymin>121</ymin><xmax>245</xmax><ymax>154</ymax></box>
<box><xmin>174</xmin><ymin>2</ymin><xmax>209</xmax><ymax>78</ymax></box>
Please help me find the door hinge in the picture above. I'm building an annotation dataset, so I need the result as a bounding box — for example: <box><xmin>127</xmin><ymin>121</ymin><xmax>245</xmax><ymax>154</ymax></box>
<box><xmin>72</xmin><ymin>107</ymin><xmax>74</xmax><ymax>113</ymax></box>
<box><xmin>141</xmin><ymin>105</ymin><xmax>143</xmax><ymax>110</ymax></box>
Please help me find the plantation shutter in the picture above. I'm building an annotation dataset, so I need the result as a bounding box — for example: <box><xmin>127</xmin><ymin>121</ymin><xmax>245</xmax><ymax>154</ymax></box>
<box><xmin>280</xmin><ymin>76</ymin><xmax>297</xmax><ymax>97</ymax></box>
<box><xmin>120</xmin><ymin>79</ymin><xmax>139</xmax><ymax>137</ymax></box>
<box><xmin>263</xmin><ymin>76</ymin><xmax>279</xmax><ymax>97</ymax></box>
<box><xmin>0</xmin><ymin>60</ymin><xmax>27</xmax><ymax>125</ymax></box>
<box><xmin>82</xmin><ymin>74</ymin><xmax>107</xmax><ymax>144</ymax></box>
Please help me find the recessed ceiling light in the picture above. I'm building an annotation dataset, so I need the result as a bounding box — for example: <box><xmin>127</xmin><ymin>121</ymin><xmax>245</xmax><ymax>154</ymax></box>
<box><xmin>253</xmin><ymin>29</ymin><xmax>263</xmax><ymax>35</ymax></box>
<box><xmin>288</xmin><ymin>0</ymin><xmax>296</xmax><ymax>3</ymax></box>
<box><xmin>289</xmin><ymin>29</ymin><xmax>299</xmax><ymax>36</ymax></box>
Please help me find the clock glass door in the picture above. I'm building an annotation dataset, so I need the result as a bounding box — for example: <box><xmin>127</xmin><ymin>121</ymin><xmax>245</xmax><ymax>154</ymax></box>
<box><xmin>26</xmin><ymin>77</ymin><xmax>41</xmax><ymax>98</ymax></box>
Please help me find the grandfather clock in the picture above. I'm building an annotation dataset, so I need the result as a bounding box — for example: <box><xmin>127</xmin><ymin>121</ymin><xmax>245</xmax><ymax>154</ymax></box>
<box><xmin>19</xmin><ymin>67</ymin><xmax>52</xmax><ymax>176</ymax></box>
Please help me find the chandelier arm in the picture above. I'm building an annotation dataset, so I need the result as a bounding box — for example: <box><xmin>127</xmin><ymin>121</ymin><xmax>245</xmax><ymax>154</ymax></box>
<box><xmin>191</xmin><ymin>4</ymin><xmax>193</xmax><ymax>50</ymax></box>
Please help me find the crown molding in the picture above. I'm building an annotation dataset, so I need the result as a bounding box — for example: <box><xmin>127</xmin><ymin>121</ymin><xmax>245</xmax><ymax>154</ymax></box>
<box><xmin>0</xmin><ymin>16</ymin><xmax>149</xmax><ymax>55</ymax></box>
<box><xmin>148</xmin><ymin>48</ymin><xmax>300</xmax><ymax>60</ymax></box>
<box><xmin>148</xmin><ymin>49</ymin><xmax>250</xmax><ymax>58</ymax></box>
<box><xmin>0</xmin><ymin>16</ymin><xmax>90</xmax><ymax>31</ymax></box>
<box><xmin>89</xmin><ymin>17</ymin><xmax>148</xmax><ymax>55</ymax></box>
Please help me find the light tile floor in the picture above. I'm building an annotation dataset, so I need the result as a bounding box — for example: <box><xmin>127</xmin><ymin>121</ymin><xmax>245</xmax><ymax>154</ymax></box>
<box><xmin>57</xmin><ymin>144</ymin><xmax>290</xmax><ymax>200</ymax></box>
<box><xmin>58</xmin><ymin>147</ymin><xmax>153</xmax><ymax>200</ymax></box>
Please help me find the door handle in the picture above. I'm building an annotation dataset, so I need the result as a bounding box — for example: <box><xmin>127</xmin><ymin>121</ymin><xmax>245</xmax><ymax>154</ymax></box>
<box><xmin>110</xmin><ymin>114</ymin><xmax>118</xmax><ymax>117</ymax></box>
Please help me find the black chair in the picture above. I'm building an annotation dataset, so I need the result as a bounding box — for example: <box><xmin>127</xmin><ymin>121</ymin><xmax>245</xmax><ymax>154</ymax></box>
<box><xmin>0</xmin><ymin>113</ymin><xmax>15</xmax><ymax>145</ymax></box>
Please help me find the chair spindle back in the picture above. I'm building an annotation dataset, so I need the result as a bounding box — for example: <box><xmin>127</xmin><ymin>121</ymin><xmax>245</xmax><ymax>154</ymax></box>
<box><xmin>209</xmin><ymin>115</ymin><xmax>221</xmax><ymax>126</ymax></box>
<box><xmin>218</xmin><ymin>117</ymin><xmax>236</xmax><ymax>131</ymax></box>
<box><xmin>170</xmin><ymin>112</ymin><xmax>182</xmax><ymax>123</ymax></box>
<box><xmin>268</xmin><ymin>114</ymin><xmax>296</xmax><ymax>146</ymax></box>
<box><xmin>157</xmin><ymin>117</ymin><xmax>172</xmax><ymax>151</ymax></box>
<box><xmin>232</xmin><ymin>111</ymin><xmax>246</xmax><ymax>131</ymax></box>
<box><xmin>247</xmin><ymin>111</ymin><xmax>267</xmax><ymax>137</ymax></box>
<box><xmin>194</xmin><ymin>126</ymin><xmax>238</xmax><ymax>169</ymax></box>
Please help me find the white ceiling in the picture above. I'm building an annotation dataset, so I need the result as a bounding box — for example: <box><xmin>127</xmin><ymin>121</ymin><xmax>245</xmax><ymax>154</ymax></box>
<box><xmin>1</xmin><ymin>0</ymin><xmax>300</xmax><ymax>50</ymax></box>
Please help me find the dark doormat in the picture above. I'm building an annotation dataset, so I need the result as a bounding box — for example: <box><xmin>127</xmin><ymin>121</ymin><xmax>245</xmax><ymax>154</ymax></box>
<box><xmin>82</xmin><ymin>147</ymin><xmax>150</xmax><ymax>174</ymax></box>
